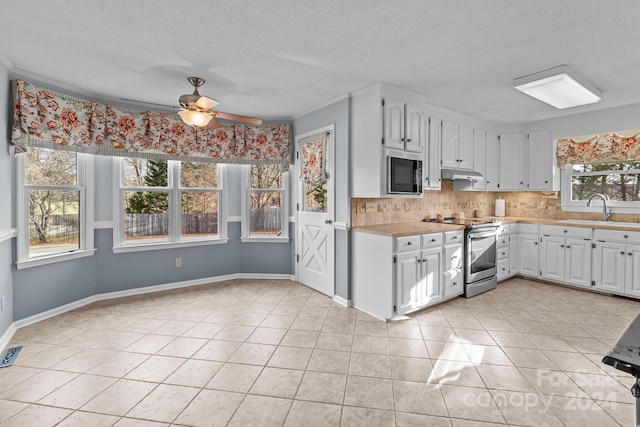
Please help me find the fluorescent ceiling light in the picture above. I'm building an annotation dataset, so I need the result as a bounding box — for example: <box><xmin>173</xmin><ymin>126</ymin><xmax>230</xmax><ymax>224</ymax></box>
<box><xmin>513</xmin><ymin>65</ymin><xmax>602</xmax><ymax>109</ymax></box>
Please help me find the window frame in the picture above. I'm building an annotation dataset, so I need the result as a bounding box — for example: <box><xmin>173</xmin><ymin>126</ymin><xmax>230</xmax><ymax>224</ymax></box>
<box><xmin>112</xmin><ymin>158</ymin><xmax>228</xmax><ymax>253</ymax></box>
<box><xmin>16</xmin><ymin>149</ymin><xmax>95</xmax><ymax>269</ymax></box>
<box><xmin>240</xmin><ymin>164</ymin><xmax>289</xmax><ymax>243</ymax></box>
<box><xmin>561</xmin><ymin>164</ymin><xmax>640</xmax><ymax>214</ymax></box>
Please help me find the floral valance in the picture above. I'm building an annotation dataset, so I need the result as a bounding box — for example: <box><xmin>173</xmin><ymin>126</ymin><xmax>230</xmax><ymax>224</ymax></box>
<box><xmin>556</xmin><ymin>128</ymin><xmax>640</xmax><ymax>167</ymax></box>
<box><xmin>299</xmin><ymin>132</ymin><xmax>328</xmax><ymax>186</ymax></box>
<box><xmin>11</xmin><ymin>79</ymin><xmax>291</xmax><ymax>169</ymax></box>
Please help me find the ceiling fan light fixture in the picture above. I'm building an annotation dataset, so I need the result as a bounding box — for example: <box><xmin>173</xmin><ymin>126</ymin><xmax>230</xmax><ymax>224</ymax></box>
<box><xmin>178</xmin><ymin>110</ymin><xmax>212</xmax><ymax>127</ymax></box>
<box><xmin>513</xmin><ymin>65</ymin><xmax>602</xmax><ymax>109</ymax></box>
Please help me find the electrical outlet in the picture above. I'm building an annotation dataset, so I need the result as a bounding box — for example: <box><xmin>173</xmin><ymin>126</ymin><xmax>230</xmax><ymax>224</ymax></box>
<box><xmin>176</xmin><ymin>258</ymin><xmax>182</xmax><ymax>268</ymax></box>
<box><xmin>404</xmin><ymin>201</ymin><xmax>410</xmax><ymax>211</ymax></box>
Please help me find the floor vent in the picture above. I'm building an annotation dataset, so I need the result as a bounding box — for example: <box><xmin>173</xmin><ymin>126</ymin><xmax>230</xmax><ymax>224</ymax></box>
<box><xmin>0</xmin><ymin>346</ymin><xmax>23</xmax><ymax>368</ymax></box>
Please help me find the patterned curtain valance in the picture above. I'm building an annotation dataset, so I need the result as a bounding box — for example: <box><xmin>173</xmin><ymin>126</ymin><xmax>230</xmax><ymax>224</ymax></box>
<box><xmin>11</xmin><ymin>79</ymin><xmax>291</xmax><ymax>169</ymax></box>
<box><xmin>556</xmin><ymin>128</ymin><xmax>640</xmax><ymax>167</ymax></box>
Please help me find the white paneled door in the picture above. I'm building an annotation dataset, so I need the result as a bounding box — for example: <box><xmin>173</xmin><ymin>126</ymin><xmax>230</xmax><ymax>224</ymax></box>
<box><xmin>296</xmin><ymin>126</ymin><xmax>335</xmax><ymax>297</ymax></box>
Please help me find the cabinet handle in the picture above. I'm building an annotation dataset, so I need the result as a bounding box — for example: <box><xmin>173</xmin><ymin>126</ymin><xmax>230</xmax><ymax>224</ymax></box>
<box><xmin>407</xmin><ymin>242</ymin><xmax>412</xmax><ymax>246</ymax></box>
<box><xmin>624</xmin><ymin>235</ymin><xmax>629</xmax><ymax>239</ymax></box>
<box><xmin>417</xmin><ymin>259</ymin><xmax>422</xmax><ymax>263</ymax></box>
<box><xmin>453</xmin><ymin>282</ymin><xmax>457</xmax><ymax>286</ymax></box>
<box><xmin>566</xmin><ymin>245</ymin><xmax>571</xmax><ymax>249</ymax></box>
<box><xmin>452</xmin><ymin>236</ymin><xmax>458</xmax><ymax>240</ymax></box>
<box><xmin>487</xmin><ymin>181</ymin><xmax>490</xmax><ymax>183</ymax></box>
<box><xmin>629</xmin><ymin>252</ymin><xmax>633</xmax><ymax>256</ymax></box>
<box><xmin>621</xmin><ymin>251</ymin><xmax>626</xmax><ymax>255</ymax></box>
<box><xmin>534</xmin><ymin>242</ymin><xmax>538</xmax><ymax>245</ymax></box>
<box><xmin>563</xmin><ymin>230</ymin><xmax>568</xmax><ymax>233</ymax></box>
<box><xmin>407</xmin><ymin>138</ymin><xmax>411</xmax><ymax>142</ymax></box>
<box><xmin>545</xmin><ymin>180</ymin><xmax>548</xmax><ymax>183</ymax></box>
<box><xmin>560</xmin><ymin>244</ymin><xmax>564</xmax><ymax>248</ymax></box>
<box><xmin>422</xmin><ymin>259</ymin><xmax>427</xmax><ymax>263</ymax></box>
<box><xmin>431</xmin><ymin>238</ymin><xmax>436</xmax><ymax>242</ymax></box>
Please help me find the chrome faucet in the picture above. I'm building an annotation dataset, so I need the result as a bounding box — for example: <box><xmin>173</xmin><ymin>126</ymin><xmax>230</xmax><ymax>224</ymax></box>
<box><xmin>587</xmin><ymin>193</ymin><xmax>611</xmax><ymax>221</ymax></box>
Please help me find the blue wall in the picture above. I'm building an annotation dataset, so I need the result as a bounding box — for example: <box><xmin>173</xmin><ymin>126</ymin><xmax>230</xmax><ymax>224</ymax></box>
<box><xmin>0</xmin><ymin>62</ymin><xmax>14</xmax><ymax>337</ymax></box>
<box><xmin>293</xmin><ymin>98</ymin><xmax>351</xmax><ymax>300</ymax></box>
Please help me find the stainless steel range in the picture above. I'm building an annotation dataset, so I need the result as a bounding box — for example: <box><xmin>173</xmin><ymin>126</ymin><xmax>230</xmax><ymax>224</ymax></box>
<box><xmin>431</xmin><ymin>218</ymin><xmax>502</xmax><ymax>298</ymax></box>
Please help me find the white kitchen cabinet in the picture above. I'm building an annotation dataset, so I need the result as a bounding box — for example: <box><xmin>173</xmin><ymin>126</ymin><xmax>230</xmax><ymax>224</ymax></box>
<box><xmin>539</xmin><ymin>225</ymin><xmax>591</xmax><ymax>288</ymax></box>
<box><xmin>395</xmin><ymin>250</ymin><xmax>423</xmax><ymax>313</ymax></box>
<box><xmin>509</xmin><ymin>234</ymin><xmax>521</xmax><ymax>275</ymax></box>
<box><xmin>497</xmin><ymin>225</ymin><xmax>510</xmax><ymax>281</ymax></box>
<box><xmin>424</xmin><ymin>116</ymin><xmax>441</xmax><ymax>190</ymax></box>
<box><xmin>443</xmin><ymin>231</ymin><xmax>464</xmax><ymax>298</ymax></box>
<box><xmin>441</xmin><ymin>121</ymin><xmax>473</xmax><ymax>170</ymax></box>
<box><xmin>526</xmin><ymin>130</ymin><xmax>559</xmax><ymax>190</ymax></box>
<box><xmin>519</xmin><ymin>233</ymin><xmax>540</xmax><ymax>277</ymax></box>
<box><xmin>351</xmin><ymin>83</ymin><xmax>429</xmax><ymax>197</ymax></box>
<box><xmin>499</xmin><ymin>133</ymin><xmax>525</xmax><ymax>190</ymax></box>
<box><xmin>484</xmin><ymin>131</ymin><xmax>500</xmax><ymax>190</ymax></box>
<box><xmin>471</xmin><ymin>129</ymin><xmax>486</xmax><ymax>190</ymax></box>
<box><xmin>592</xmin><ymin>229</ymin><xmax>640</xmax><ymax>297</ymax></box>
<box><xmin>420</xmin><ymin>247</ymin><xmax>444</xmax><ymax>304</ymax></box>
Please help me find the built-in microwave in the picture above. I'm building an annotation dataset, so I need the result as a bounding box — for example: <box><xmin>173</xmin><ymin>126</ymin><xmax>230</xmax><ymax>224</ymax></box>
<box><xmin>386</xmin><ymin>151</ymin><xmax>423</xmax><ymax>195</ymax></box>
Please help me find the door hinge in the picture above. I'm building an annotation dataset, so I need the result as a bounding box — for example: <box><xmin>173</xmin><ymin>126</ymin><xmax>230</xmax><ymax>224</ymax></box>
<box><xmin>296</xmin><ymin>254</ymin><xmax>299</xmax><ymax>263</ymax></box>
<box><xmin>296</xmin><ymin>203</ymin><xmax>300</xmax><ymax>211</ymax></box>
<box><xmin>393</xmin><ymin>305</ymin><xmax>397</xmax><ymax>313</ymax></box>
<box><xmin>592</xmin><ymin>243</ymin><xmax>596</xmax><ymax>248</ymax></box>
<box><xmin>296</xmin><ymin>151</ymin><xmax>299</xmax><ymax>159</ymax></box>
<box><xmin>382</xmin><ymin>138</ymin><xmax>385</xmax><ymax>145</ymax></box>
<box><xmin>393</xmin><ymin>255</ymin><xmax>397</xmax><ymax>264</ymax></box>
<box><xmin>497</xmin><ymin>183</ymin><xmax>500</xmax><ymax>188</ymax></box>
<box><xmin>382</xmin><ymin>99</ymin><xmax>385</xmax><ymax>106</ymax></box>
<box><xmin>591</xmin><ymin>280</ymin><xmax>596</xmax><ymax>287</ymax></box>
<box><xmin>540</xmin><ymin>270</ymin><xmax>542</xmax><ymax>276</ymax></box>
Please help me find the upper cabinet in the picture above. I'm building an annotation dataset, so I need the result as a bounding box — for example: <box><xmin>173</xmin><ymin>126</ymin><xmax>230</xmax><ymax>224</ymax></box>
<box><xmin>441</xmin><ymin>121</ymin><xmax>473</xmax><ymax>170</ymax></box>
<box><xmin>424</xmin><ymin>117</ymin><xmax>441</xmax><ymax>190</ymax></box>
<box><xmin>485</xmin><ymin>132</ymin><xmax>500</xmax><ymax>190</ymax></box>
<box><xmin>499</xmin><ymin>133</ymin><xmax>526</xmax><ymax>190</ymax></box>
<box><xmin>383</xmin><ymin>98</ymin><xmax>425</xmax><ymax>153</ymax></box>
<box><xmin>526</xmin><ymin>130</ymin><xmax>559</xmax><ymax>191</ymax></box>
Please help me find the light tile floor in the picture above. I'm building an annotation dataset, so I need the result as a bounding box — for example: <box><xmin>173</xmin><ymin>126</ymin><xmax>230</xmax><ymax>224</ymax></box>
<box><xmin>0</xmin><ymin>276</ymin><xmax>639</xmax><ymax>426</ymax></box>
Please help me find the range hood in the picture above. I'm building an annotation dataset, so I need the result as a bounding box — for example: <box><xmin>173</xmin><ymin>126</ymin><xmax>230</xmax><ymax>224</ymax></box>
<box><xmin>441</xmin><ymin>169</ymin><xmax>484</xmax><ymax>181</ymax></box>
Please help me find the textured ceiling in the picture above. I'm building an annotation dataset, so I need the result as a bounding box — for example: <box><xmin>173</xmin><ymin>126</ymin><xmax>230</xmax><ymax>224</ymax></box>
<box><xmin>1</xmin><ymin>0</ymin><xmax>639</xmax><ymax>125</ymax></box>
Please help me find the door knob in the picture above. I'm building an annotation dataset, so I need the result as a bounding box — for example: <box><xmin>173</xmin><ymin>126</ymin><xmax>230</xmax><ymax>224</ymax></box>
<box><xmin>325</xmin><ymin>219</ymin><xmax>333</xmax><ymax>224</ymax></box>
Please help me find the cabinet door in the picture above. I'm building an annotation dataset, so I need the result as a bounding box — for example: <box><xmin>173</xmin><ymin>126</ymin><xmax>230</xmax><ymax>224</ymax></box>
<box><xmin>519</xmin><ymin>235</ymin><xmax>539</xmax><ymax>277</ymax></box>
<box><xmin>485</xmin><ymin>131</ymin><xmax>500</xmax><ymax>190</ymax></box>
<box><xmin>426</xmin><ymin>117</ymin><xmax>442</xmax><ymax>189</ymax></box>
<box><xmin>540</xmin><ymin>236</ymin><xmax>564</xmax><ymax>282</ymax></box>
<box><xmin>443</xmin><ymin>244</ymin><xmax>462</xmax><ymax>297</ymax></box>
<box><xmin>593</xmin><ymin>241</ymin><xmax>626</xmax><ymax>294</ymax></box>
<box><xmin>405</xmin><ymin>104</ymin><xmax>424</xmax><ymax>153</ymax></box>
<box><xmin>527</xmin><ymin>130</ymin><xmax>556</xmax><ymax>190</ymax></box>
<box><xmin>422</xmin><ymin>247</ymin><xmax>443</xmax><ymax>304</ymax></box>
<box><xmin>441</xmin><ymin>120</ymin><xmax>459</xmax><ymax>169</ymax></box>
<box><xmin>499</xmin><ymin>133</ymin><xmax>525</xmax><ymax>190</ymax></box>
<box><xmin>395</xmin><ymin>251</ymin><xmax>422</xmax><ymax>314</ymax></box>
<box><xmin>497</xmin><ymin>258</ymin><xmax>510</xmax><ymax>281</ymax></box>
<box><xmin>564</xmin><ymin>238</ymin><xmax>591</xmax><ymax>288</ymax></box>
<box><xmin>509</xmin><ymin>234</ymin><xmax>521</xmax><ymax>275</ymax></box>
<box><xmin>625</xmin><ymin>245</ymin><xmax>640</xmax><ymax>298</ymax></box>
<box><xmin>458</xmin><ymin>124</ymin><xmax>474</xmax><ymax>170</ymax></box>
<box><xmin>383</xmin><ymin>98</ymin><xmax>405</xmax><ymax>150</ymax></box>
<box><xmin>472</xmin><ymin>130</ymin><xmax>486</xmax><ymax>190</ymax></box>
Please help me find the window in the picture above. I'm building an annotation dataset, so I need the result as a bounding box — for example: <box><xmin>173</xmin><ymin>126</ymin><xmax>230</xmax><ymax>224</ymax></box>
<box><xmin>241</xmin><ymin>164</ymin><xmax>289</xmax><ymax>242</ymax></box>
<box><xmin>16</xmin><ymin>147</ymin><xmax>94</xmax><ymax>268</ymax></box>
<box><xmin>114</xmin><ymin>158</ymin><xmax>226</xmax><ymax>251</ymax></box>
<box><xmin>561</xmin><ymin>161</ymin><xmax>640</xmax><ymax>213</ymax></box>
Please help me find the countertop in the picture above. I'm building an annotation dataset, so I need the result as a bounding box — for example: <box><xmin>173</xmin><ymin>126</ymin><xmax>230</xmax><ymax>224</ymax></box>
<box><xmin>351</xmin><ymin>216</ymin><xmax>640</xmax><ymax>237</ymax></box>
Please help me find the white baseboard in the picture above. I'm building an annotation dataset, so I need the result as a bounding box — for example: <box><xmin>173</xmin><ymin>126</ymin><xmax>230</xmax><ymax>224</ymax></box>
<box><xmin>3</xmin><ymin>273</ymin><xmax>296</xmax><ymax>346</ymax></box>
<box><xmin>0</xmin><ymin>323</ymin><xmax>17</xmax><ymax>353</ymax></box>
<box><xmin>332</xmin><ymin>295</ymin><xmax>351</xmax><ymax>307</ymax></box>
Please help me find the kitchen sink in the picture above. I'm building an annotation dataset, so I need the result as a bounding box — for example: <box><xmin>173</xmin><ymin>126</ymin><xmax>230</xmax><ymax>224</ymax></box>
<box><xmin>558</xmin><ymin>219</ymin><xmax>640</xmax><ymax>227</ymax></box>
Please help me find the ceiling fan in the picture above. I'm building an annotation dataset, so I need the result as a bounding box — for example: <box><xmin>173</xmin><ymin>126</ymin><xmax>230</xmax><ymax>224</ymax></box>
<box><xmin>125</xmin><ymin>77</ymin><xmax>262</xmax><ymax>129</ymax></box>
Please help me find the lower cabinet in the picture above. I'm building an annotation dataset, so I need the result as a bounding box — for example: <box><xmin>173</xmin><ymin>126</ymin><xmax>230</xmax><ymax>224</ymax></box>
<box><xmin>395</xmin><ymin>247</ymin><xmax>442</xmax><ymax>314</ymax></box>
<box><xmin>539</xmin><ymin>226</ymin><xmax>592</xmax><ymax>288</ymax></box>
<box><xmin>592</xmin><ymin>229</ymin><xmax>640</xmax><ymax>298</ymax></box>
<box><xmin>519</xmin><ymin>234</ymin><xmax>539</xmax><ymax>277</ymax></box>
<box><xmin>443</xmin><ymin>231</ymin><xmax>464</xmax><ymax>298</ymax></box>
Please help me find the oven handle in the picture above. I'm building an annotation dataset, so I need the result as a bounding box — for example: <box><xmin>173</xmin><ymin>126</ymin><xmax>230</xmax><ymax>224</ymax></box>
<box><xmin>467</xmin><ymin>230</ymin><xmax>499</xmax><ymax>239</ymax></box>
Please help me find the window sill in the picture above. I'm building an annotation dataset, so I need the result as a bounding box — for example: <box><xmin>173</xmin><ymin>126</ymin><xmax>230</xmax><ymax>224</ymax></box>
<box><xmin>112</xmin><ymin>238</ymin><xmax>229</xmax><ymax>253</ymax></box>
<box><xmin>240</xmin><ymin>236</ymin><xmax>290</xmax><ymax>243</ymax></box>
<box><xmin>16</xmin><ymin>249</ymin><xmax>97</xmax><ymax>270</ymax></box>
<box><xmin>562</xmin><ymin>205</ymin><xmax>640</xmax><ymax>215</ymax></box>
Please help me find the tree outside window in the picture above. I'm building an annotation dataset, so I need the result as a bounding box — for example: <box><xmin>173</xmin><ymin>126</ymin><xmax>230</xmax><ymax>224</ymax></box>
<box><xmin>571</xmin><ymin>162</ymin><xmax>640</xmax><ymax>201</ymax></box>
<box><xmin>246</xmin><ymin>164</ymin><xmax>287</xmax><ymax>237</ymax></box>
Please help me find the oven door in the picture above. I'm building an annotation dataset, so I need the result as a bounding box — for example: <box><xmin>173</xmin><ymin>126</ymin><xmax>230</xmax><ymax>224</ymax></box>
<box><xmin>466</xmin><ymin>229</ymin><xmax>497</xmax><ymax>283</ymax></box>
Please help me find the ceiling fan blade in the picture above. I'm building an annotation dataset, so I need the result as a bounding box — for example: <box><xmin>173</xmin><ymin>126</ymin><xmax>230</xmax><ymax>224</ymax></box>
<box><xmin>120</xmin><ymin>98</ymin><xmax>178</xmax><ymax>110</ymax></box>
<box><xmin>212</xmin><ymin>111</ymin><xmax>262</xmax><ymax>125</ymax></box>
<box><xmin>195</xmin><ymin>96</ymin><xmax>219</xmax><ymax>112</ymax></box>
<box><xmin>207</xmin><ymin>118</ymin><xmax>224</xmax><ymax>130</ymax></box>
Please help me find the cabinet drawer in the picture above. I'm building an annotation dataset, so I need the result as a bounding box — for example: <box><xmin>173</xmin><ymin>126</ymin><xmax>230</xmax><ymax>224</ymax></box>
<box><xmin>395</xmin><ymin>235</ymin><xmax>421</xmax><ymax>252</ymax></box>
<box><xmin>540</xmin><ymin>225</ymin><xmax>591</xmax><ymax>239</ymax></box>
<box><xmin>443</xmin><ymin>231</ymin><xmax>464</xmax><ymax>245</ymax></box>
<box><xmin>593</xmin><ymin>228</ymin><xmax>640</xmax><ymax>243</ymax></box>
<box><xmin>497</xmin><ymin>247</ymin><xmax>509</xmax><ymax>260</ymax></box>
<box><xmin>497</xmin><ymin>235</ymin><xmax>510</xmax><ymax>248</ymax></box>
<box><xmin>497</xmin><ymin>258</ymin><xmax>510</xmax><ymax>280</ymax></box>
<box><xmin>519</xmin><ymin>224</ymin><xmax>539</xmax><ymax>235</ymax></box>
<box><xmin>497</xmin><ymin>224</ymin><xmax>510</xmax><ymax>236</ymax></box>
<box><xmin>421</xmin><ymin>233</ymin><xmax>443</xmax><ymax>248</ymax></box>
<box><xmin>443</xmin><ymin>272</ymin><xmax>464</xmax><ymax>297</ymax></box>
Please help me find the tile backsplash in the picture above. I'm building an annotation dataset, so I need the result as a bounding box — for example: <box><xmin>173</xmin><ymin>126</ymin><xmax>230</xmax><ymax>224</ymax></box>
<box><xmin>351</xmin><ymin>180</ymin><xmax>640</xmax><ymax>227</ymax></box>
